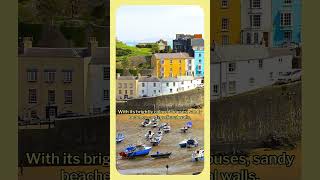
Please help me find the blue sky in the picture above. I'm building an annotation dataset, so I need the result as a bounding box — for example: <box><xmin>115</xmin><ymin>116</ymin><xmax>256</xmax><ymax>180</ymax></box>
<box><xmin>116</xmin><ymin>6</ymin><xmax>204</xmax><ymax>44</ymax></box>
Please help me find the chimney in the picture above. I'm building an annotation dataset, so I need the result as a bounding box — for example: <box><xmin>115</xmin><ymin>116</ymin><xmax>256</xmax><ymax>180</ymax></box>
<box><xmin>88</xmin><ymin>37</ymin><xmax>98</xmax><ymax>56</ymax></box>
<box><xmin>23</xmin><ymin>37</ymin><xmax>33</xmax><ymax>53</ymax></box>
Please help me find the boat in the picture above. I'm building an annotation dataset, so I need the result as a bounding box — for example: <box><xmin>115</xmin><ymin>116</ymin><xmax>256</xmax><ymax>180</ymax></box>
<box><xmin>151</xmin><ymin>121</ymin><xmax>159</xmax><ymax>128</ymax></box>
<box><xmin>151</xmin><ymin>116</ymin><xmax>160</xmax><ymax>123</ymax></box>
<box><xmin>119</xmin><ymin>144</ymin><xmax>152</xmax><ymax>158</ymax></box>
<box><xmin>141</xmin><ymin>119</ymin><xmax>151</xmax><ymax>127</ymax></box>
<box><xmin>180</xmin><ymin>126</ymin><xmax>188</xmax><ymax>133</ymax></box>
<box><xmin>192</xmin><ymin>149</ymin><xmax>204</xmax><ymax>162</ymax></box>
<box><xmin>145</xmin><ymin>130</ymin><xmax>154</xmax><ymax>140</ymax></box>
<box><xmin>116</xmin><ymin>133</ymin><xmax>125</xmax><ymax>143</ymax></box>
<box><xmin>160</xmin><ymin>123</ymin><xmax>171</xmax><ymax>133</ymax></box>
<box><xmin>179</xmin><ymin>138</ymin><xmax>198</xmax><ymax>148</ymax></box>
<box><xmin>150</xmin><ymin>131</ymin><xmax>163</xmax><ymax>146</ymax></box>
<box><xmin>151</xmin><ymin>152</ymin><xmax>172</xmax><ymax>158</ymax></box>
<box><xmin>186</xmin><ymin>121</ymin><xmax>193</xmax><ymax>128</ymax></box>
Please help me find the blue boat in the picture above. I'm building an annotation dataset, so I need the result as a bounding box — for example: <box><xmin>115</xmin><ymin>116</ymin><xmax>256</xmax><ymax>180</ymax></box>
<box><xmin>119</xmin><ymin>144</ymin><xmax>152</xmax><ymax>158</ymax></box>
<box><xmin>116</xmin><ymin>133</ymin><xmax>125</xmax><ymax>143</ymax></box>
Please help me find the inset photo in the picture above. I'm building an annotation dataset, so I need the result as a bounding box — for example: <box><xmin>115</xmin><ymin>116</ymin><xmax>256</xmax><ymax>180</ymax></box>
<box><xmin>115</xmin><ymin>5</ymin><xmax>205</xmax><ymax>175</ymax></box>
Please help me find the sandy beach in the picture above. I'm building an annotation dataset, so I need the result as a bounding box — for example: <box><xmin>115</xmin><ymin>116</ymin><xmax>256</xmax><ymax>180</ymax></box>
<box><xmin>116</xmin><ymin>109</ymin><xmax>205</xmax><ymax>175</ymax></box>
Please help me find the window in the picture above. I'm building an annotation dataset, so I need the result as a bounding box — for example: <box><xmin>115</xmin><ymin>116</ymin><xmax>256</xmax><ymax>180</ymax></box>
<box><xmin>246</xmin><ymin>32</ymin><xmax>251</xmax><ymax>44</ymax></box>
<box><xmin>198</xmin><ymin>65</ymin><xmax>202</xmax><ymax>71</ymax></box>
<box><xmin>31</xmin><ymin>110</ymin><xmax>37</xmax><ymax>118</ymax></box>
<box><xmin>153</xmin><ymin>83</ymin><xmax>156</xmax><ymax>87</ymax></box>
<box><xmin>170</xmin><ymin>59</ymin><xmax>173</xmax><ymax>64</ymax></box>
<box><xmin>161</xmin><ymin>58</ymin><xmax>164</xmax><ymax>64</ymax></box>
<box><xmin>249</xmin><ymin>77</ymin><xmax>255</xmax><ymax>85</ymax></box>
<box><xmin>269</xmin><ymin>72</ymin><xmax>274</xmax><ymax>80</ymax></box>
<box><xmin>130</xmin><ymin>90</ymin><xmax>133</xmax><ymax>95</ymax></box>
<box><xmin>153</xmin><ymin>90</ymin><xmax>156</xmax><ymax>94</ymax></box>
<box><xmin>222</xmin><ymin>35</ymin><xmax>230</xmax><ymax>45</ymax></box>
<box><xmin>142</xmin><ymin>90</ymin><xmax>144</xmax><ymax>94</ymax></box>
<box><xmin>28</xmin><ymin>89</ymin><xmax>37</xmax><ymax>104</ymax></box>
<box><xmin>229</xmin><ymin>81</ymin><xmax>236</xmax><ymax>92</ymax></box>
<box><xmin>104</xmin><ymin>90</ymin><xmax>109</xmax><ymax>100</ymax></box>
<box><xmin>199</xmin><ymin>53</ymin><xmax>202</xmax><ymax>57</ymax></box>
<box><xmin>64</xmin><ymin>90</ymin><xmax>72</xmax><ymax>104</ymax></box>
<box><xmin>27</xmin><ymin>70</ymin><xmax>37</xmax><ymax>82</ymax></box>
<box><xmin>284</xmin><ymin>31</ymin><xmax>292</xmax><ymax>42</ymax></box>
<box><xmin>221</xmin><ymin>0</ymin><xmax>228</xmax><ymax>8</ymax></box>
<box><xmin>130</xmin><ymin>83</ymin><xmax>133</xmax><ymax>88</ymax></box>
<box><xmin>284</xmin><ymin>0</ymin><xmax>292</xmax><ymax>5</ymax></box>
<box><xmin>254</xmin><ymin>32</ymin><xmax>259</xmax><ymax>44</ymax></box>
<box><xmin>119</xmin><ymin>90</ymin><xmax>122</xmax><ymax>94</ymax></box>
<box><xmin>221</xmin><ymin>18</ymin><xmax>229</xmax><ymax>31</ymax></box>
<box><xmin>173</xmin><ymin>82</ymin><xmax>176</xmax><ymax>86</ymax></box>
<box><xmin>48</xmin><ymin>108</ymin><xmax>56</xmax><ymax>117</ymax></box>
<box><xmin>48</xmin><ymin>90</ymin><xmax>55</xmax><ymax>104</ymax></box>
<box><xmin>228</xmin><ymin>63</ymin><xmax>236</xmax><ymax>72</ymax></box>
<box><xmin>250</xmin><ymin>0</ymin><xmax>261</xmax><ymax>8</ymax></box>
<box><xmin>125</xmin><ymin>90</ymin><xmax>128</xmax><ymax>95</ymax></box>
<box><xmin>103</xmin><ymin>67</ymin><xmax>110</xmax><ymax>80</ymax></box>
<box><xmin>250</xmin><ymin>15</ymin><xmax>261</xmax><ymax>28</ymax></box>
<box><xmin>258</xmin><ymin>59</ymin><xmax>263</xmax><ymax>69</ymax></box>
<box><xmin>118</xmin><ymin>83</ymin><xmax>122</xmax><ymax>88</ymax></box>
<box><xmin>44</xmin><ymin>70</ymin><xmax>56</xmax><ymax>82</ymax></box>
<box><xmin>124</xmin><ymin>83</ymin><xmax>127</xmax><ymax>88</ymax></box>
<box><xmin>170</xmin><ymin>89</ymin><xmax>173</xmax><ymax>93</ymax></box>
<box><xmin>142</xmin><ymin>83</ymin><xmax>145</xmax><ymax>87</ymax></box>
<box><xmin>279</xmin><ymin>58</ymin><xmax>283</xmax><ymax>62</ymax></box>
<box><xmin>213</xmin><ymin>85</ymin><xmax>219</xmax><ymax>94</ymax></box>
<box><xmin>281</xmin><ymin>13</ymin><xmax>292</xmax><ymax>26</ymax></box>
<box><xmin>166</xmin><ymin>82</ymin><xmax>169</xmax><ymax>87</ymax></box>
<box><xmin>63</xmin><ymin>70</ymin><xmax>72</xmax><ymax>83</ymax></box>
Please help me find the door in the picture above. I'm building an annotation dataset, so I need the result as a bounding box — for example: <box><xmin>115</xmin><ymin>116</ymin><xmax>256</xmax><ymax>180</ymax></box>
<box><xmin>263</xmin><ymin>32</ymin><xmax>269</xmax><ymax>47</ymax></box>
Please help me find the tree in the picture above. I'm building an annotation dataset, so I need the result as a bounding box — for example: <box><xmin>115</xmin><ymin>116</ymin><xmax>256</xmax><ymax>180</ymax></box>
<box><xmin>151</xmin><ymin>44</ymin><xmax>160</xmax><ymax>54</ymax></box>
<box><xmin>121</xmin><ymin>57</ymin><xmax>130</xmax><ymax>69</ymax></box>
<box><xmin>36</xmin><ymin>0</ymin><xmax>65</xmax><ymax>25</ymax></box>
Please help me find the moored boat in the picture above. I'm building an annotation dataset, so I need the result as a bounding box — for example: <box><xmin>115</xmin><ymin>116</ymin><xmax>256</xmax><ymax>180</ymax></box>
<box><xmin>119</xmin><ymin>144</ymin><xmax>152</xmax><ymax>158</ymax></box>
<box><xmin>151</xmin><ymin>152</ymin><xmax>172</xmax><ymax>158</ymax></box>
<box><xmin>141</xmin><ymin>119</ymin><xmax>151</xmax><ymax>127</ymax></box>
<box><xmin>116</xmin><ymin>133</ymin><xmax>125</xmax><ymax>143</ymax></box>
<box><xmin>192</xmin><ymin>149</ymin><xmax>204</xmax><ymax>162</ymax></box>
<box><xmin>145</xmin><ymin>130</ymin><xmax>154</xmax><ymax>140</ymax></box>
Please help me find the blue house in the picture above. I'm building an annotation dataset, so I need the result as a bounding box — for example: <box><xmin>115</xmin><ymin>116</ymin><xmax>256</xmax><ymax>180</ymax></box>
<box><xmin>191</xmin><ymin>38</ymin><xmax>204</xmax><ymax>77</ymax></box>
<box><xmin>272</xmin><ymin>0</ymin><xmax>301</xmax><ymax>47</ymax></box>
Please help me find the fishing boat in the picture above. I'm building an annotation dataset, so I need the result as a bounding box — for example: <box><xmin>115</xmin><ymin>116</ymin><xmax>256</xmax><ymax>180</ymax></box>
<box><xmin>141</xmin><ymin>119</ymin><xmax>151</xmax><ymax>127</ymax></box>
<box><xmin>159</xmin><ymin>123</ymin><xmax>171</xmax><ymax>133</ymax></box>
<box><xmin>192</xmin><ymin>149</ymin><xmax>204</xmax><ymax>162</ymax></box>
<box><xmin>151</xmin><ymin>151</ymin><xmax>172</xmax><ymax>159</ymax></box>
<box><xmin>180</xmin><ymin>126</ymin><xmax>188</xmax><ymax>133</ymax></box>
<box><xmin>119</xmin><ymin>144</ymin><xmax>152</xmax><ymax>158</ymax></box>
<box><xmin>179</xmin><ymin>138</ymin><xmax>198</xmax><ymax>148</ymax></box>
<box><xmin>116</xmin><ymin>133</ymin><xmax>125</xmax><ymax>143</ymax></box>
<box><xmin>151</xmin><ymin>121</ymin><xmax>159</xmax><ymax>128</ymax></box>
<box><xmin>150</xmin><ymin>131</ymin><xmax>163</xmax><ymax>146</ymax></box>
<box><xmin>145</xmin><ymin>130</ymin><xmax>154</xmax><ymax>140</ymax></box>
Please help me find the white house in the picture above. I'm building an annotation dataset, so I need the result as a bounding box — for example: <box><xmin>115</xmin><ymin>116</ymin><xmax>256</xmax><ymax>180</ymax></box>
<box><xmin>138</xmin><ymin>76</ymin><xmax>162</xmax><ymax>97</ymax></box>
<box><xmin>87</xmin><ymin>47</ymin><xmax>110</xmax><ymax>114</ymax></box>
<box><xmin>241</xmin><ymin>0</ymin><xmax>272</xmax><ymax>47</ymax></box>
<box><xmin>211</xmin><ymin>45</ymin><xmax>294</xmax><ymax>100</ymax></box>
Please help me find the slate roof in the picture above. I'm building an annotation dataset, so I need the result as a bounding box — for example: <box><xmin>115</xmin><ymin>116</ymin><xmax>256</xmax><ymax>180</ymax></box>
<box><xmin>19</xmin><ymin>47</ymin><xmax>89</xmax><ymax>58</ymax></box>
<box><xmin>191</xmin><ymin>38</ymin><xmax>204</xmax><ymax>47</ymax></box>
<box><xmin>153</xmin><ymin>53</ymin><xmax>192</xmax><ymax>59</ymax></box>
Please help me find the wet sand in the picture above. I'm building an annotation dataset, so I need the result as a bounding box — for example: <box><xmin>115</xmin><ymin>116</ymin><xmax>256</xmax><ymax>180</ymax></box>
<box><xmin>116</xmin><ymin>110</ymin><xmax>205</xmax><ymax>175</ymax></box>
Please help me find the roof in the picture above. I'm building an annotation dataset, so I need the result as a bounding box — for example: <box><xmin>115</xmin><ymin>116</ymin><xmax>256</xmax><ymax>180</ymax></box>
<box><xmin>138</xmin><ymin>76</ymin><xmax>161</xmax><ymax>82</ymax></box>
<box><xmin>191</xmin><ymin>38</ymin><xmax>204</xmax><ymax>47</ymax></box>
<box><xmin>117</xmin><ymin>76</ymin><xmax>137</xmax><ymax>80</ymax></box>
<box><xmin>20</xmin><ymin>47</ymin><xmax>88</xmax><ymax>58</ymax></box>
<box><xmin>211</xmin><ymin>45</ymin><xmax>294</xmax><ymax>63</ymax></box>
<box><xmin>153</xmin><ymin>53</ymin><xmax>192</xmax><ymax>59</ymax></box>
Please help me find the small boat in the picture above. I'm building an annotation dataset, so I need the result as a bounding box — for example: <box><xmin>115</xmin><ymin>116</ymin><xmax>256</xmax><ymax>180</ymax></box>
<box><xmin>145</xmin><ymin>130</ymin><xmax>154</xmax><ymax>140</ymax></box>
<box><xmin>180</xmin><ymin>126</ymin><xmax>189</xmax><ymax>133</ymax></box>
<box><xmin>179</xmin><ymin>138</ymin><xmax>198</xmax><ymax>148</ymax></box>
<box><xmin>151</xmin><ymin>116</ymin><xmax>160</xmax><ymax>123</ymax></box>
<box><xmin>119</xmin><ymin>144</ymin><xmax>152</xmax><ymax>158</ymax></box>
<box><xmin>141</xmin><ymin>119</ymin><xmax>151</xmax><ymax>127</ymax></box>
<box><xmin>116</xmin><ymin>133</ymin><xmax>125</xmax><ymax>143</ymax></box>
<box><xmin>150</xmin><ymin>136</ymin><xmax>162</xmax><ymax>146</ymax></box>
<box><xmin>186</xmin><ymin>121</ymin><xmax>193</xmax><ymax>128</ymax></box>
<box><xmin>151</xmin><ymin>152</ymin><xmax>172</xmax><ymax>158</ymax></box>
<box><xmin>192</xmin><ymin>149</ymin><xmax>204</xmax><ymax>162</ymax></box>
<box><xmin>151</xmin><ymin>121</ymin><xmax>159</xmax><ymax>128</ymax></box>
<box><xmin>163</xmin><ymin>125</ymin><xmax>171</xmax><ymax>133</ymax></box>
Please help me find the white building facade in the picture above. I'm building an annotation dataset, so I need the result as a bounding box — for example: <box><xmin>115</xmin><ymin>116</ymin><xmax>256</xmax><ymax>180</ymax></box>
<box><xmin>241</xmin><ymin>0</ymin><xmax>272</xmax><ymax>47</ymax></box>
<box><xmin>211</xmin><ymin>45</ymin><xmax>294</xmax><ymax>100</ymax></box>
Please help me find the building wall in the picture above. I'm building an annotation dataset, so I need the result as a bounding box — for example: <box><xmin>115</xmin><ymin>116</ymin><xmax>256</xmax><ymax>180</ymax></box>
<box><xmin>241</xmin><ymin>0</ymin><xmax>272</xmax><ymax>46</ymax></box>
<box><xmin>87</xmin><ymin>64</ymin><xmax>109</xmax><ymax>113</ymax></box>
<box><xmin>138</xmin><ymin>82</ymin><xmax>161</xmax><ymax>97</ymax></box>
<box><xmin>153</xmin><ymin>57</ymin><xmax>187</xmax><ymax>78</ymax></box>
<box><xmin>18</xmin><ymin>57</ymin><xmax>90</xmax><ymax>120</ymax></box>
<box><xmin>116</xmin><ymin>79</ymin><xmax>138</xmax><ymax>100</ymax></box>
<box><xmin>211</xmin><ymin>0</ymin><xmax>241</xmax><ymax>45</ymax></box>
<box><xmin>194</xmin><ymin>50</ymin><xmax>205</xmax><ymax>77</ymax></box>
<box><xmin>272</xmin><ymin>0</ymin><xmax>302</xmax><ymax>47</ymax></box>
<box><xmin>210</xmin><ymin>55</ymin><xmax>293</xmax><ymax>100</ymax></box>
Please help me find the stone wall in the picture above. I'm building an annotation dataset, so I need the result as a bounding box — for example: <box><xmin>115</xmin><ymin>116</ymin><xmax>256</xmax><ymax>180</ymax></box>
<box><xmin>211</xmin><ymin>82</ymin><xmax>302</xmax><ymax>151</ymax></box>
<box><xmin>117</xmin><ymin>88</ymin><xmax>204</xmax><ymax>111</ymax></box>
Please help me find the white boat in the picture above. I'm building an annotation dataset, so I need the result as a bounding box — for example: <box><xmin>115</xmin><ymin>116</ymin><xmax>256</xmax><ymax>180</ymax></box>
<box><xmin>116</xmin><ymin>133</ymin><xmax>125</xmax><ymax>143</ymax></box>
<box><xmin>192</xmin><ymin>149</ymin><xmax>204</xmax><ymax>162</ymax></box>
<box><xmin>145</xmin><ymin>130</ymin><xmax>154</xmax><ymax>140</ymax></box>
<box><xmin>180</xmin><ymin>126</ymin><xmax>188</xmax><ymax>133</ymax></box>
<box><xmin>150</xmin><ymin>130</ymin><xmax>163</xmax><ymax>146</ymax></box>
<box><xmin>141</xmin><ymin>119</ymin><xmax>151</xmax><ymax>127</ymax></box>
<box><xmin>179</xmin><ymin>138</ymin><xmax>198</xmax><ymax>148</ymax></box>
<box><xmin>151</xmin><ymin>121</ymin><xmax>159</xmax><ymax>128</ymax></box>
<box><xmin>160</xmin><ymin>123</ymin><xmax>171</xmax><ymax>133</ymax></box>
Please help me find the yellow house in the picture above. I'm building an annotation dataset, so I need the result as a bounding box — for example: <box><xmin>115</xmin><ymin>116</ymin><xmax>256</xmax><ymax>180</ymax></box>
<box><xmin>211</xmin><ymin>0</ymin><xmax>241</xmax><ymax>45</ymax></box>
<box><xmin>116</xmin><ymin>74</ymin><xmax>139</xmax><ymax>100</ymax></box>
<box><xmin>152</xmin><ymin>53</ymin><xmax>194</xmax><ymax>78</ymax></box>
